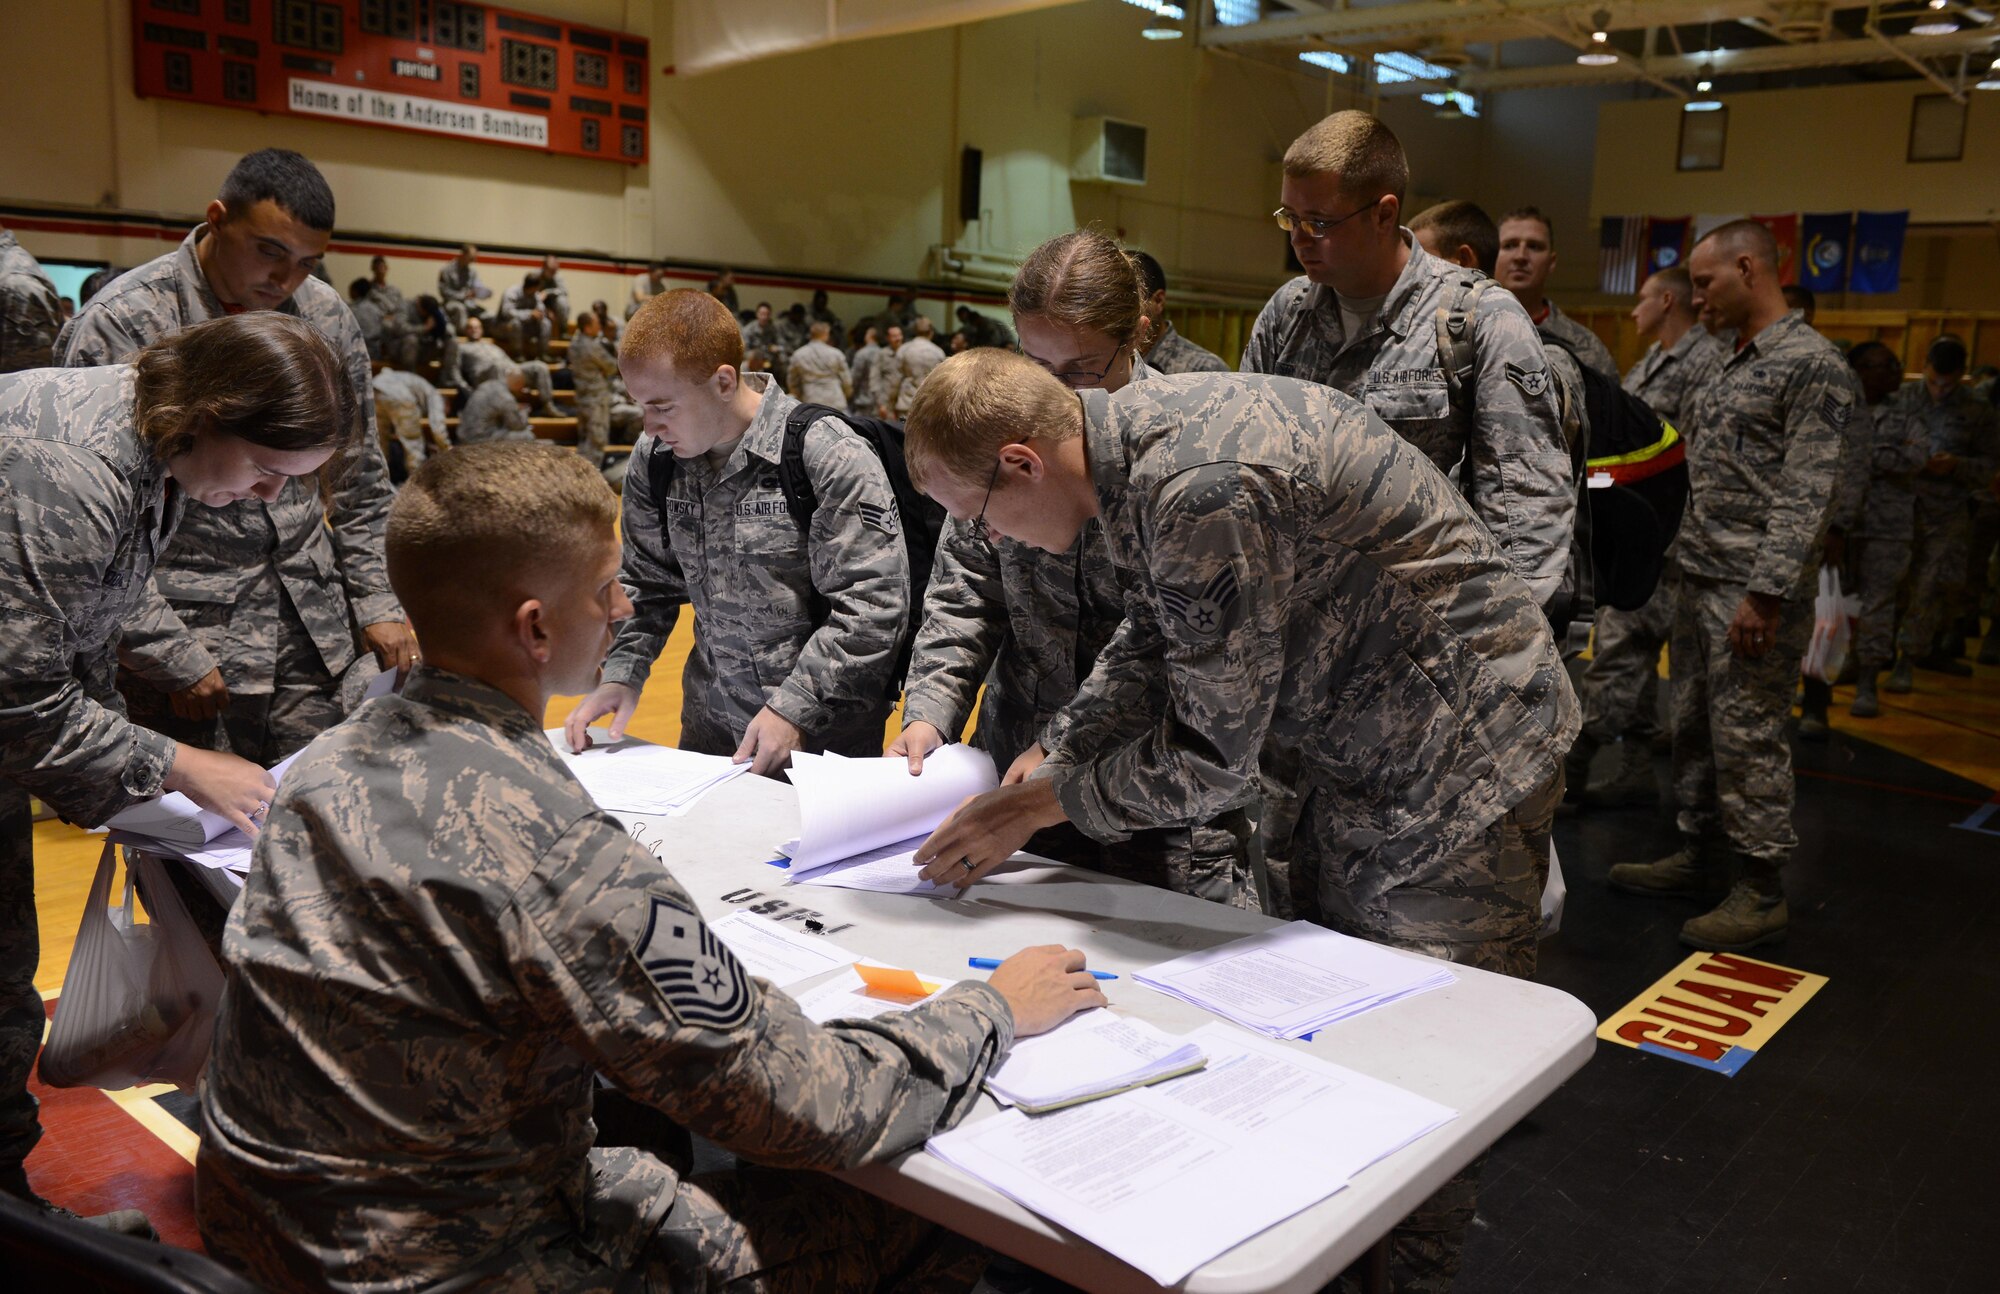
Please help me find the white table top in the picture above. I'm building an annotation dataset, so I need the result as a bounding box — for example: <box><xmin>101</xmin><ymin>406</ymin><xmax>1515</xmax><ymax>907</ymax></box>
<box><xmin>609</xmin><ymin>744</ymin><xmax>1596</xmax><ymax>1294</ymax></box>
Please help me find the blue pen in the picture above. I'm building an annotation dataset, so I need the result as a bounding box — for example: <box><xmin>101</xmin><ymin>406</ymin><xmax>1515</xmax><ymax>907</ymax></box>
<box><xmin>968</xmin><ymin>956</ymin><xmax>1117</xmax><ymax>981</ymax></box>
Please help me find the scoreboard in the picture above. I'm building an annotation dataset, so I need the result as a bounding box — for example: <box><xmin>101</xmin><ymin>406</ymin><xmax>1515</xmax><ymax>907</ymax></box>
<box><xmin>132</xmin><ymin>1</ymin><xmax>650</xmax><ymax>164</ymax></box>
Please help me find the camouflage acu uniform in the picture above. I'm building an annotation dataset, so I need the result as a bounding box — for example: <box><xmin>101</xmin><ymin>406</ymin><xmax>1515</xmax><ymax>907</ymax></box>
<box><xmin>867</xmin><ymin>345</ymin><xmax>902</xmax><ymax>415</ymax></box>
<box><xmin>892</xmin><ymin>337</ymin><xmax>947</xmax><ymax>418</ymax></box>
<box><xmin>351</xmin><ymin>290</ymin><xmax>414</xmax><ymax>368</ymax></box>
<box><xmin>1042</xmin><ymin>372</ymin><xmax>1576</xmax><ymax>1294</ymax></box>
<box><xmin>0</xmin><ymin>228</ymin><xmax>63</xmax><ymax>374</ymax></box>
<box><xmin>437</xmin><ymin>260</ymin><xmax>487</xmax><ymax>332</ymax></box>
<box><xmin>1670</xmin><ymin>312</ymin><xmax>1851</xmax><ymax>875</ymax></box>
<box><xmin>786</xmin><ymin>338</ymin><xmax>853</xmax><ymax>409</ymax></box>
<box><xmin>497</xmin><ymin>282</ymin><xmax>552</xmax><ymax>360</ymax></box>
<box><xmin>457</xmin><ymin>378</ymin><xmax>535</xmax><ymax>444</ymax></box>
<box><xmin>740</xmin><ymin>319</ymin><xmax>786</xmax><ymax>385</ymax></box>
<box><xmin>1536</xmin><ymin>299</ymin><xmax>1619</xmax><ymax>381</ymax></box>
<box><xmin>1143</xmin><ymin>320</ymin><xmax>1228</xmax><ymax>376</ymax></box>
<box><xmin>1892</xmin><ymin>379</ymin><xmax>1999</xmax><ymax>657</ymax></box>
<box><xmin>459</xmin><ymin>336</ymin><xmax>556</xmax><ymax>411</ymax></box>
<box><xmin>372</xmin><ymin>367</ymin><xmax>447</xmax><ymax>470</ymax></box>
<box><xmin>197</xmin><ymin>667</ymin><xmax>1005</xmax><ymax>1293</ymax></box>
<box><xmin>1</xmin><ymin>366</ymin><xmax>184</xmax><ymax>1176</ymax></box>
<box><xmin>849</xmin><ymin>341</ymin><xmax>883</xmax><ymax>414</ymax></box>
<box><xmin>1829</xmin><ymin>394</ymin><xmax>1927</xmax><ymax>670</ymax></box>
<box><xmin>1578</xmin><ymin>326</ymin><xmax>1727</xmax><ymax>744</ymax></box>
<box><xmin>776</xmin><ymin>315</ymin><xmax>811</xmax><ymax>371</ymax></box>
<box><xmin>1239</xmin><ymin>232</ymin><xmax>1575</xmax><ymax>610</ymax></box>
<box><xmin>60</xmin><ymin>227</ymin><xmax>398</xmax><ymax>767</ymax></box>
<box><xmin>603</xmin><ymin>374</ymin><xmax>910</xmax><ymax>757</ymax></box>
<box><xmin>567</xmin><ymin>331</ymin><xmax>624</xmax><ymax>458</ymax></box>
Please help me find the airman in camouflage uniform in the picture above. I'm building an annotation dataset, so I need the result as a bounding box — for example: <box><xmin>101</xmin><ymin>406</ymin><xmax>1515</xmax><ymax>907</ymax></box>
<box><xmin>849</xmin><ymin>331</ymin><xmax>884</xmax><ymax>414</ymax></box>
<box><xmin>1889</xmin><ymin>345</ymin><xmax>1999</xmax><ymax>675</ymax></box>
<box><xmin>1142</xmin><ymin>319</ymin><xmax>1228</xmax><ymax>375</ymax></box>
<box><xmin>497</xmin><ymin>274</ymin><xmax>553</xmax><ymax>361</ymax></box>
<box><xmin>1240</xmin><ymin>233</ymin><xmax>1575</xmax><ymax>613</ymax></box>
<box><xmin>1</xmin><ymin>366</ymin><xmax>183</xmax><ymax>1222</ymax></box>
<box><xmin>567</xmin><ymin>320</ymin><xmax>628</xmax><ymax>461</ymax></box>
<box><xmin>458</xmin><ymin>375</ymin><xmax>535</xmax><ymax>444</ymax></box>
<box><xmin>348</xmin><ymin>281</ymin><xmax>410</xmax><ymax>367</ymax></box>
<box><xmin>1829</xmin><ymin>345</ymin><xmax>1923</xmax><ymax>716</ymax></box>
<box><xmin>601</xmin><ymin>372</ymin><xmax>910</xmax><ymax>758</ymax></box>
<box><xmin>741</xmin><ymin>306</ymin><xmax>787</xmax><ymax>387</ymax></box>
<box><xmin>61</xmin><ymin>225</ymin><xmax>403</xmax><ymax>767</ymax></box>
<box><xmin>437</xmin><ymin>245</ymin><xmax>489</xmax><ymax>333</ymax></box>
<box><xmin>907</xmin><ymin>359</ymin><xmax>1576</xmax><ymax>1294</ymax></box>
<box><xmin>372</xmin><ymin>366</ymin><xmax>448</xmax><ymax>470</ymax></box>
<box><xmin>458</xmin><ymin>319</ymin><xmax>557</xmax><ymax>413</ymax></box>
<box><xmin>0</xmin><ymin>227</ymin><xmax>63</xmax><ymax>373</ymax></box>
<box><xmin>1536</xmin><ymin>300</ymin><xmax>1619</xmax><ymax>382</ymax></box>
<box><xmin>1611</xmin><ymin>226</ymin><xmax>1852</xmax><ymax>951</ymax></box>
<box><xmin>198</xmin><ymin>662</ymin><xmax>1014</xmax><ymax>1293</ymax></box>
<box><xmin>893</xmin><ymin>326</ymin><xmax>947</xmax><ymax>418</ymax></box>
<box><xmin>869</xmin><ymin>330</ymin><xmax>904</xmax><ymax>418</ymax></box>
<box><xmin>786</xmin><ymin>329</ymin><xmax>854</xmax><ymax>409</ymax></box>
<box><xmin>1569</xmin><ymin>317</ymin><xmax>1726</xmax><ymax>803</ymax></box>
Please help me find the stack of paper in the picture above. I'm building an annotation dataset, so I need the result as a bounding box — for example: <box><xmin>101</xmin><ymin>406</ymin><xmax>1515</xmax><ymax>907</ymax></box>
<box><xmin>99</xmin><ymin>750</ymin><xmax>306</xmax><ymax>888</ymax></box>
<box><xmin>776</xmin><ymin>746</ymin><xmax>998</xmax><ymax>895</ymax></box>
<box><xmin>705</xmin><ymin>911</ymin><xmax>862</xmax><ymax>989</ymax></box>
<box><xmin>1135</xmin><ymin>922</ymin><xmax>1455</xmax><ymax>1039</ymax></box>
<box><xmin>557</xmin><ymin>741</ymin><xmax>749</xmax><ymax>816</ymax></box>
<box><xmin>985</xmin><ymin>1010</ymin><xmax>1206</xmax><ymax>1113</ymax></box>
<box><xmin>928</xmin><ymin>1023</ymin><xmax>1457</xmax><ymax>1286</ymax></box>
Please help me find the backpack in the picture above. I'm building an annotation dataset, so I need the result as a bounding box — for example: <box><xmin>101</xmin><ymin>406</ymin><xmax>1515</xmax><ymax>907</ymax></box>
<box><xmin>646</xmin><ymin>402</ymin><xmax>945</xmax><ymax>687</ymax></box>
<box><xmin>1539</xmin><ymin>335</ymin><xmax>1690</xmax><ymax>613</ymax></box>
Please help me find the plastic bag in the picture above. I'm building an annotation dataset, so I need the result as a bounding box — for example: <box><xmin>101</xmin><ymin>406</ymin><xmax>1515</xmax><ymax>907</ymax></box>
<box><xmin>1802</xmin><ymin>566</ymin><xmax>1856</xmax><ymax>684</ymax></box>
<box><xmin>39</xmin><ymin>844</ymin><xmax>224</xmax><ymax>1091</ymax></box>
<box><xmin>1540</xmin><ymin>839</ymin><xmax>1566</xmax><ymax>939</ymax></box>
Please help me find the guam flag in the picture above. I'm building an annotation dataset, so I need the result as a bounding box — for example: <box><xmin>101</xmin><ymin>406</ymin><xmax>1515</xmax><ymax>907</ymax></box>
<box><xmin>1647</xmin><ymin>217</ymin><xmax>1690</xmax><ymax>274</ymax></box>
<box><xmin>1799</xmin><ymin>213</ymin><xmax>1852</xmax><ymax>292</ymax></box>
<box><xmin>1850</xmin><ymin>211</ymin><xmax>1909</xmax><ymax>294</ymax></box>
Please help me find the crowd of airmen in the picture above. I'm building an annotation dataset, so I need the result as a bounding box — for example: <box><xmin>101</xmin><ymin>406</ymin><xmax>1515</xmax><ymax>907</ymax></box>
<box><xmin>0</xmin><ymin>104</ymin><xmax>1995</xmax><ymax>1294</ymax></box>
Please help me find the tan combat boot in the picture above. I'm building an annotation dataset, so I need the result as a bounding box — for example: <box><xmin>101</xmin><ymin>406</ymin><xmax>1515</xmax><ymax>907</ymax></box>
<box><xmin>1679</xmin><ymin>878</ymin><xmax>1788</xmax><ymax>951</ymax></box>
<box><xmin>1585</xmin><ymin>739</ymin><xmax>1657</xmax><ymax>809</ymax></box>
<box><xmin>1608</xmin><ymin>839</ymin><xmax>1714</xmax><ymax>898</ymax></box>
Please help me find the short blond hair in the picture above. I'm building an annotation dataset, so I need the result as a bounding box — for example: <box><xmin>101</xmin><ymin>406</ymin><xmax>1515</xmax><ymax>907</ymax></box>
<box><xmin>388</xmin><ymin>443</ymin><xmax>618</xmax><ymax>645</ymax></box>
<box><xmin>622</xmin><ymin>289</ymin><xmax>744</xmax><ymax>383</ymax></box>
<box><xmin>903</xmin><ymin>349</ymin><xmax>1081</xmax><ymax>490</ymax></box>
<box><xmin>1282</xmin><ymin>110</ymin><xmax>1408</xmax><ymax>206</ymax></box>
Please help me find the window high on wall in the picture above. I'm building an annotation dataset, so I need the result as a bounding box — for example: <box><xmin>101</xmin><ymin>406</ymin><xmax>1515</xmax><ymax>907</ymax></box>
<box><xmin>1213</xmin><ymin>0</ymin><xmax>1260</xmax><ymax>24</ymax></box>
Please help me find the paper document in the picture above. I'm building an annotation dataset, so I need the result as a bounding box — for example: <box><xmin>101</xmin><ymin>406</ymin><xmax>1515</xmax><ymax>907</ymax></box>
<box><xmin>985</xmin><ymin>1010</ymin><xmax>1205</xmax><ymax>1113</ymax></box>
<box><xmin>556</xmin><ymin>739</ymin><xmax>750</xmax><ymax>816</ymax></box>
<box><xmin>99</xmin><ymin>750</ymin><xmax>303</xmax><ymax>849</ymax></box>
<box><xmin>706</xmin><ymin>911</ymin><xmax>860</xmax><ymax>989</ymax></box>
<box><xmin>787</xmin><ymin>837</ymin><xmax>950</xmax><ymax>896</ymax></box>
<box><xmin>779</xmin><ymin>746</ymin><xmax>997</xmax><ymax>884</ymax></box>
<box><xmin>791</xmin><ymin>965</ymin><xmax>958</xmax><ymax>1025</ymax></box>
<box><xmin>1135</xmin><ymin>921</ymin><xmax>1455</xmax><ymax>1039</ymax></box>
<box><xmin>928</xmin><ymin>1025</ymin><xmax>1456</xmax><ymax>1284</ymax></box>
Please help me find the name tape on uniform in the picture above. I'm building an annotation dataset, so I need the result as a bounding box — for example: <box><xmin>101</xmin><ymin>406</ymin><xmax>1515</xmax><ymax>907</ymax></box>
<box><xmin>1596</xmin><ymin>951</ymin><xmax>1827</xmax><ymax>1077</ymax></box>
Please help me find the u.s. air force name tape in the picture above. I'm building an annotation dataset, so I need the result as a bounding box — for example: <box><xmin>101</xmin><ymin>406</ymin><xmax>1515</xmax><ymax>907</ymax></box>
<box><xmin>1596</xmin><ymin>951</ymin><xmax>1827</xmax><ymax>1077</ymax></box>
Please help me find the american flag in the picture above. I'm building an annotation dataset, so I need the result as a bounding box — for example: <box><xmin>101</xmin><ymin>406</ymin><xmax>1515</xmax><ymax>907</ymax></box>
<box><xmin>1599</xmin><ymin>215</ymin><xmax>1648</xmax><ymax>294</ymax></box>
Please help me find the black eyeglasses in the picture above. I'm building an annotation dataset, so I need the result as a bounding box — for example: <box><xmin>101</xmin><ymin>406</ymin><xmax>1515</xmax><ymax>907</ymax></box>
<box><xmin>1030</xmin><ymin>343</ymin><xmax>1129</xmax><ymax>389</ymax></box>
<box><xmin>971</xmin><ymin>454</ymin><xmax>1005</xmax><ymax>545</ymax></box>
<box><xmin>1273</xmin><ymin>200</ymin><xmax>1379</xmax><ymax>240</ymax></box>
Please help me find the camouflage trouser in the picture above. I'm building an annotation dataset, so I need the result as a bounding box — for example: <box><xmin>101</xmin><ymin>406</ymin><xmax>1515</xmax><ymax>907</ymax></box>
<box><xmin>495</xmin><ymin>313</ymin><xmax>552</xmax><ymax>361</ymax></box>
<box><xmin>421</xmin><ymin>333</ymin><xmax>463</xmax><ymax>390</ymax></box>
<box><xmin>118</xmin><ymin>615</ymin><xmax>343</xmax><ymax>768</ymax></box>
<box><xmin>1960</xmin><ymin>500</ymin><xmax>2000</xmax><ymax>624</ymax></box>
<box><xmin>1672</xmin><ymin>575</ymin><xmax>1812</xmax><ymax>866</ymax></box>
<box><xmin>577</xmin><ymin>393</ymin><xmax>613</xmax><ymax>458</ymax></box>
<box><xmin>0</xmin><ymin>782</ymin><xmax>40</xmax><ymax>1172</ymax></box>
<box><xmin>1580</xmin><ymin>576</ymin><xmax>1676</xmax><ymax>745</ymax></box>
<box><xmin>1898</xmin><ymin>499</ymin><xmax>1970</xmax><ymax>656</ymax></box>
<box><xmin>1312</xmin><ymin>770</ymin><xmax>1562</xmax><ymax>1294</ymax></box>
<box><xmin>1027</xmin><ymin>807</ymin><xmax>1263</xmax><ymax>912</ymax></box>
<box><xmin>518</xmin><ymin>359</ymin><xmax>558</xmax><ymax>412</ymax></box>
<box><xmin>1847</xmin><ymin>536</ymin><xmax>1912</xmax><ymax>671</ymax></box>
<box><xmin>642</xmin><ymin>1166</ymin><xmax>986</xmax><ymax>1293</ymax></box>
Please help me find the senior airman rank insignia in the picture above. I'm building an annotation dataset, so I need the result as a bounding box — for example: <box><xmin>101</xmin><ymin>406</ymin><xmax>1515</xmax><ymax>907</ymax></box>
<box><xmin>1160</xmin><ymin>565</ymin><xmax>1242</xmax><ymax>640</ymax></box>
<box><xmin>636</xmin><ymin>894</ymin><xmax>753</xmax><ymax>1028</ymax></box>
<box><xmin>1505</xmin><ymin>362</ymin><xmax>1549</xmax><ymax>399</ymax></box>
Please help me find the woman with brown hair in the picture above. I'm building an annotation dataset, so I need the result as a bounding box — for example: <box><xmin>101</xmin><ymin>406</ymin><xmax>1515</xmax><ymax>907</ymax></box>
<box><xmin>0</xmin><ymin>310</ymin><xmax>354</xmax><ymax>1230</ymax></box>
<box><xmin>891</xmin><ymin>231</ymin><xmax>1259</xmax><ymax>906</ymax></box>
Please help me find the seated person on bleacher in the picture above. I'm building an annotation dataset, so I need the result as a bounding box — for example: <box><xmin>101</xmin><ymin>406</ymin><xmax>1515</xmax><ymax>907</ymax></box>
<box><xmin>195</xmin><ymin>442</ymin><xmax>1104</xmax><ymax>1292</ymax></box>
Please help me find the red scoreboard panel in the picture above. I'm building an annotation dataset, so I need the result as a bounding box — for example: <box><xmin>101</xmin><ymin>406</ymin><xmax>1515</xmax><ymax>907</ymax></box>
<box><xmin>132</xmin><ymin>1</ymin><xmax>649</xmax><ymax>164</ymax></box>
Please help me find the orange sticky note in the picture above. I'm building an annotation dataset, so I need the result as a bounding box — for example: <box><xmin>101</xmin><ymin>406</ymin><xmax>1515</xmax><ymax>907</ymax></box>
<box><xmin>854</xmin><ymin>963</ymin><xmax>940</xmax><ymax>997</ymax></box>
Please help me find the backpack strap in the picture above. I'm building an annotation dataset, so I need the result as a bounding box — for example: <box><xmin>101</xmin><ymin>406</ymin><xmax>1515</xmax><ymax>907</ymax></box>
<box><xmin>645</xmin><ymin>434</ymin><xmax>678</xmax><ymax>507</ymax></box>
<box><xmin>777</xmin><ymin>403</ymin><xmax>825</xmax><ymax>538</ymax></box>
<box><xmin>1433</xmin><ymin>272</ymin><xmax>1481</xmax><ymax>415</ymax></box>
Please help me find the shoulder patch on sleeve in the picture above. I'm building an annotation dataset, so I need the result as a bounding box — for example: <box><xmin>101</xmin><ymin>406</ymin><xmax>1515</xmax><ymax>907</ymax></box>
<box><xmin>1820</xmin><ymin>389</ymin><xmax>1853</xmax><ymax>431</ymax></box>
<box><xmin>635</xmin><ymin>894</ymin><xmax>754</xmax><ymax>1029</ymax></box>
<box><xmin>855</xmin><ymin>500</ymin><xmax>899</xmax><ymax>535</ymax></box>
<box><xmin>1158</xmin><ymin>564</ymin><xmax>1242</xmax><ymax>640</ymax></box>
<box><xmin>1506</xmin><ymin>361</ymin><xmax>1550</xmax><ymax>399</ymax></box>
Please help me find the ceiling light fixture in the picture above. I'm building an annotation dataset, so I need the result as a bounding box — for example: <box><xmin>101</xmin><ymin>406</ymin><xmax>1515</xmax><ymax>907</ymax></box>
<box><xmin>1141</xmin><ymin>11</ymin><xmax>1184</xmax><ymax>39</ymax></box>
<box><xmin>1577</xmin><ymin>8</ymin><xmax>1619</xmax><ymax>64</ymax></box>
<box><xmin>1683</xmin><ymin>97</ymin><xmax>1723</xmax><ymax>112</ymax></box>
<box><xmin>1696</xmin><ymin>59</ymin><xmax>1716</xmax><ymax>92</ymax></box>
<box><xmin>1911</xmin><ymin>9</ymin><xmax>1960</xmax><ymax>34</ymax></box>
